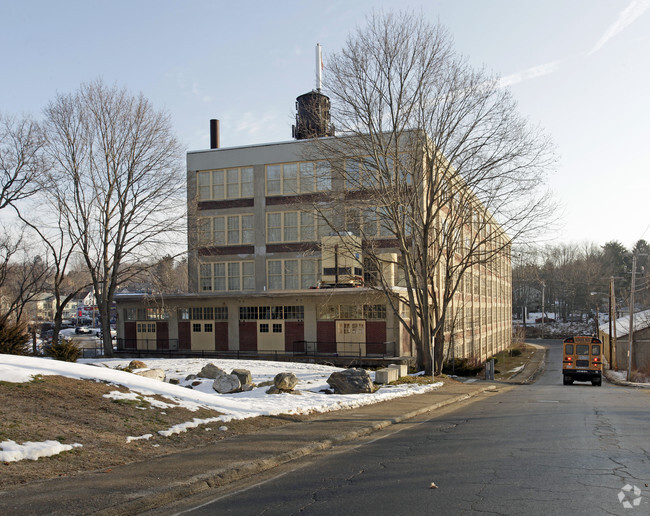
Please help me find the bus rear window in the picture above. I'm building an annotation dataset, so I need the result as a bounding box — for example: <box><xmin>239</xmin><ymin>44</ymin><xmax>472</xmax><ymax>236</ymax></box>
<box><xmin>565</xmin><ymin>344</ymin><xmax>574</xmax><ymax>354</ymax></box>
<box><xmin>576</xmin><ymin>344</ymin><xmax>589</xmax><ymax>355</ymax></box>
<box><xmin>592</xmin><ymin>344</ymin><xmax>601</xmax><ymax>355</ymax></box>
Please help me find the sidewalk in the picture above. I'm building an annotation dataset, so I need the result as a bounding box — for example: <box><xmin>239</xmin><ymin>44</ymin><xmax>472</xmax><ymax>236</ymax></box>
<box><xmin>0</xmin><ymin>350</ymin><xmax>547</xmax><ymax>515</ymax></box>
<box><xmin>505</xmin><ymin>342</ymin><xmax>547</xmax><ymax>384</ymax></box>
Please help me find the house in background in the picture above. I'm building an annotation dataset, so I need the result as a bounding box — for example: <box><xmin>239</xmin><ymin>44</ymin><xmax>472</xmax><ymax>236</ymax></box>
<box><xmin>599</xmin><ymin>309</ymin><xmax>650</xmax><ymax>373</ymax></box>
<box><xmin>26</xmin><ymin>292</ymin><xmax>56</xmax><ymax>321</ymax></box>
<box><xmin>115</xmin><ymin>88</ymin><xmax>512</xmax><ymax>365</ymax></box>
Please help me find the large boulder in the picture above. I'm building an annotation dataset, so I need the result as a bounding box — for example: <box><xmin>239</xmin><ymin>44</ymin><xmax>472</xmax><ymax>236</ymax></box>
<box><xmin>134</xmin><ymin>368</ymin><xmax>166</xmax><ymax>382</ymax></box>
<box><xmin>212</xmin><ymin>373</ymin><xmax>241</xmax><ymax>394</ymax></box>
<box><xmin>199</xmin><ymin>363</ymin><xmax>226</xmax><ymax>379</ymax></box>
<box><xmin>231</xmin><ymin>368</ymin><xmax>252</xmax><ymax>386</ymax></box>
<box><xmin>266</xmin><ymin>372</ymin><xmax>299</xmax><ymax>394</ymax></box>
<box><xmin>327</xmin><ymin>368</ymin><xmax>375</xmax><ymax>394</ymax></box>
<box><xmin>274</xmin><ymin>372</ymin><xmax>298</xmax><ymax>390</ymax></box>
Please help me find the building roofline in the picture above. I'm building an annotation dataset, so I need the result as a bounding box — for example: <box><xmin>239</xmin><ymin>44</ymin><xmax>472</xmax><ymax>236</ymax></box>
<box><xmin>187</xmin><ymin>136</ymin><xmax>337</xmax><ymax>157</ymax></box>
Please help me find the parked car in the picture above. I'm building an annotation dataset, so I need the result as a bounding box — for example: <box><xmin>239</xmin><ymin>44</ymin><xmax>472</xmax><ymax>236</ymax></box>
<box><xmin>75</xmin><ymin>326</ymin><xmax>92</xmax><ymax>334</ymax></box>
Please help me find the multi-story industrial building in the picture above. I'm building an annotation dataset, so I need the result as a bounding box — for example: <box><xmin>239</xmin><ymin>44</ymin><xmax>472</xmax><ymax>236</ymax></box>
<box><xmin>115</xmin><ymin>90</ymin><xmax>512</xmax><ymax>365</ymax></box>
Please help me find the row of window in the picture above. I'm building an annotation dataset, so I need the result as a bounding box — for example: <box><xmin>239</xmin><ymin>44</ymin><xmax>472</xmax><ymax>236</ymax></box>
<box><xmin>198</xmin><ymin>214</ymin><xmax>254</xmax><ymax>246</ymax></box>
<box><xmin>317</xmin><ymin>304</ymin><xmax>387</xmax><ymax>320</ymax></box>
<box><xmin>179</xmin><ymin>307</ymin><xmax>228</xmax><ymax>321</ymax></box>
<box><xmin>266</xmin><ymin>161</ymin><xmax>331</xmax><ymax>195</ymax></box>
<box><xmin>197</xmin><ymin>161</ymin><xmax>331</xmax><ymax>201</ymax></box>
<box><xmin>239</xmin><ymin>305</ymin><xmax>304</xmax><ymax>320</ymax></box>
<box><xmin>193</xmin><ymin>323</ymin><xmax>213</xmax><ymax>333</ymax></box>
<box><xmin>196</xmin><ymin>156</ymin><xmax>414</xmax><ymax>202</ymax></box>
<box><xmin>198</xmin><ymin>167</ymin><xmax>254</xmax><ymax>201</ymax></box>
<box><xmin>199</xmin><ymin>259</ymin><xmax>321</xmax><ymax>292</ymax></box>
<box><xmin>199</xmin><ymin>261</ymin><xmax>255</xmax><ymax>292</ymax></box>
<box><xmin>197</xmin><ymin>208</ymin><xmax>398</xmax><ymax>247</ymax></box>
<box><xmin>125</xmin><ymin>308</ymin><xmax>169</xmax><ymax>321</ymax></box>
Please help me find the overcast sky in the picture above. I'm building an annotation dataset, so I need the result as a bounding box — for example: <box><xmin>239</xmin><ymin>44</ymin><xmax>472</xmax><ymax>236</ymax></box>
<box><xmin>2</xmin><ymin>0</ymin><xmax>649</xmax><ymax>249</ymax></box>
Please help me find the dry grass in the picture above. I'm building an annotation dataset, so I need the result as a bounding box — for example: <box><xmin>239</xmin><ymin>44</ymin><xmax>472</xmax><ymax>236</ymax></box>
<box><xmin>491</xmin><ymin>344</ymin><xmax>537</xmax><ymax>381</ymax></box>
<box><xmin>0</xmin><ymin>375</ymin><xmax>309</xmax><ymax>487</ymax></box>
<box><xmin>630</xmin><ymin>369</ymin><xmax>650</xmax><ymax>383</ymax></box>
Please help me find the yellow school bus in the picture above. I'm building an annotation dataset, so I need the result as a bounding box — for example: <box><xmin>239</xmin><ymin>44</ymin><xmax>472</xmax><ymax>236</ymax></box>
<box><xmin>562</xmin><ymin>336</ymin><xmax>602</xmax><ymax>386</ymax></box>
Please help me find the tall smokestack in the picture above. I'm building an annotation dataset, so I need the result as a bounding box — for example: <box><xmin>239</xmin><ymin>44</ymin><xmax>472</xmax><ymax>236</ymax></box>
<box><xmin>316</xmin><ymin>43</ymin><xmax>323</xmax><ymax>93</ymax></box>
<box><xmin>210</xmin><ymin>119</ymin><xmax>220</xmax><ymax>149</ymax></box>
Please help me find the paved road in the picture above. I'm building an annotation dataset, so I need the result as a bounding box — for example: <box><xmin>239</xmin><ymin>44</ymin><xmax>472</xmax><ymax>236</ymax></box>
<box><xmin>170</xmin><ymin>340</ymin><xmax>649</xmax><ymax>516</ymax></box>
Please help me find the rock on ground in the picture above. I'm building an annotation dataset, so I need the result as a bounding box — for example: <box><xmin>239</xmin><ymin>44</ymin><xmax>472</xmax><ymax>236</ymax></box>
<box><xmin>134</xmin><ymin>368</ymin><xmax>166</xmax><ymax>382</ymax></box>
<box><xmin>327</xmin><ymin>368</ymin><xmax>375</xmax><ymax>394</ymax></box>
<box><xmin>199</xmin><ymin>363</ymin><xmax>226</xmax><ymax>379</ymax></box>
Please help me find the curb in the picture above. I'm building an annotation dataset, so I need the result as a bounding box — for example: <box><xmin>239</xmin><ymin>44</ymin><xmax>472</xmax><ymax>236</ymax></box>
<box><xmin>603</xmin><ymin>368</ymin><xmax>650</xmax><ymax>389</ymax></box>
<box><xmin>95</xmin><ymin>384</ymin><xmax>498</xmax><ymax>515</ymax></box>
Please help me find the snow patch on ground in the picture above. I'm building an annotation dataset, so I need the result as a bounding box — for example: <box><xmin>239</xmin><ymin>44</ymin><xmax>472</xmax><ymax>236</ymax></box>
<box><xmin>0</xmin><ymin>354</ymin><xmax>443</xmax><ymax>461</ymax></box>
<box><xmin>0</xmin><ymin>440</ymin><xmax>82</xmax><ymax>462</ymax></box>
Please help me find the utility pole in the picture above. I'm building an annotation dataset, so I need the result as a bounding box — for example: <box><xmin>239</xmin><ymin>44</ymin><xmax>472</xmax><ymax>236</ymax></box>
<box><xmin>609</xmin><ymin>277</ymin><xmax>617</xmax><ymax>369</ymax></box>
<box><xmin>626</xmin><ymin>254</ymin><xmax>637</xmax><ymax>381</ymax></box>
<box><xmin>540</xmin><ymin>281</ymin><xmax>545</xmax><ymax>339</ymax></box>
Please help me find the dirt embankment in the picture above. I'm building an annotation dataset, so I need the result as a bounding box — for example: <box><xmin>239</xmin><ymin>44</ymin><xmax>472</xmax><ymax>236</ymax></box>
<box><xmin>0</xmin><ymin>375</ymin><xmax>308</xmax><ymax>487</ymax></box>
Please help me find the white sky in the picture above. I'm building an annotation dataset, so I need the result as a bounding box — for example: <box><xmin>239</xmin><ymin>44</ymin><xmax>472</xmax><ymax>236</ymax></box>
<box><xmin>2</xmin><ymin>0</ymin><xmax>649</xmax><ymax>249</ymax></box>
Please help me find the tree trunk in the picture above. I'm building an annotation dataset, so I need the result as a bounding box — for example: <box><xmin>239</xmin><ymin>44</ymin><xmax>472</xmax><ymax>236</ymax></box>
<box><xmin>434</xmin><ymin>331</ymin><xmax>445</xmax><ymax>375</ymax></box>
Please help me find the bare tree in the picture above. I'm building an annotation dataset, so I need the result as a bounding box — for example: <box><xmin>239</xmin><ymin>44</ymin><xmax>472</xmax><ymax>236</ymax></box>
<box><xmin>0</xmin><ymin>112</ymin><xmax>45</xmax><ymax>211</ymax></box>
<box><xmin>0</xmin><ymin>243</ymin><xmax>51</xmax><ymax>323</ymax></box>
<box><xmin>312</xmin><ymin>12</ymin><xmax>555</xmax><ymax>374</ymax></box>
<box><xmin>17</xmin><ymin>204</ymin><xmax>91</xmax><ymax>347</ymax></box>
<box><xmin>43</xmin><ymin>79</ymin><xmax>185</xmax><ymax>356</ymax></box>
<box><xmin>0</xmin><ymin>112</ymin><xmax>46</xmax><ymax>329</ymax></box>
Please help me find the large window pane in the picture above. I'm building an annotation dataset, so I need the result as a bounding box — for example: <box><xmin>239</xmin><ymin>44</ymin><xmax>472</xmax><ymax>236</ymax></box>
<box><xmin>267</xmin><ymin>165</ymin><xmax>281</xmax><ymax>195</ymax></box>
<box><xmin>243</xmin><ymin>261</ymin><xmax>255</xmax><ymax>290</ymax></box>
<box><xmin>283</xmin><ymin>164</ymin><xmax>298</xmax><ymax>194</ymax></box>
<box><xmin>200</xmin><ymin>263</ymin><xmax>212</xmax><ymax>291</ymax></box>
<box><xmin>212</xmin><ymin>170</ymin><xmax>224</xmax><ymax>200</ymax></box>
<box><xmin>316</xmin><ymin>161</ymin><xmax>331</xmax><ymax>191</ymax></box>
<box><xmin>267</xmin><ymin>213</ymin><xmax>282</xmax><ymax>242</ymax></box>
<box><xmin>345</xmin><ymin>159</ymin><xmax>360</xmax><ymax>190</ymax></box>
<box><xmin>363</xmin><ymin>208</ymin><xmax>378</xmax><ymax>237</ymax></box>
<box><xmin>213</xmin><ymin>217</ymin><xmax>225</xmax><ymax>245</ymax></box>
<box><xmin>198</xmin><ymin>218</ymin><xmax>211</xmax><ymax>245</ymax></box>
<box><xmin>300</xmin><ymin>212</ymin><xmax>315</xmax><ymax>241</ymax></box>
<box><xmin>301</xmin><ymin>259</ymin><xmax>317</xmax><ymax>289</ymax></box>
<box><xmin>213</xmin><ymin>263</ymin><xmax>226</xmax><ymax>291</ymax></box>
<box><xmin>226</xmin><ymin>168</ymin><xmax>239</xmax><ymax>199</ymax></box>
<box><xmin>284</xmin><ymin>212</ymin><xmax>298</xmax><ymax>241</ymax></box>
<box><xmin>228</xmin><ymin>262</ymin><xmax>240</xmax><ymax>291</ymax></box>
<box><xmin>241</xmin><ymin>167</ymin><xmax>254</xmax><ymax>197</ymax></box>
<box><xmin>227</xmin><ymin>216</ymin><xmax>240</xmax><ymax>244</ymax></box>
<box><xmin>241</xmin><ymin>215</ymin><xmax>254</xmax><ymax>244</ymax></box>
<box><xmin>299</xmin><ymin>162</ymin><xmax>314</xmax><ymax>193</ymax></box>
<box><xmin>284</xmin><ymin>260</ymin><xmax>298</xmax><ymax>289</ymax></box>
<box><xmin>268</xmin><ymin>260</ymin><xmax>282</xmax><ymax>290</ymax></box>
<box><xmin>198</xmin><ymin>172</ymin><xmax>210</xmax><ymax>200</ymax></box>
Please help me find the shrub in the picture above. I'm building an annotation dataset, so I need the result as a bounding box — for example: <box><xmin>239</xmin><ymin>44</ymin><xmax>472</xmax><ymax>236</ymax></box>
<box><xmin>45</xmin><ymin>338</ymin><xmax>81</xmax><ymax>362</ymax></box>
<box><xmin>0</xmin><ymin>315</ymin><xmax>30</xmax><ymax>355</ymax></box>
<box><xmin>442</xmin><ymin>358</ymin><xmax>483</xmax><ymax>376</ymax></box>
<box><xmin>630</xmin><ymin>369</ymin><xmax>650</xmax><ymax>384</ymax></box>
<box><xmin>510</xmin><ymin>348</ymin><xmax>522</xmax><ymax>357</ymax></box>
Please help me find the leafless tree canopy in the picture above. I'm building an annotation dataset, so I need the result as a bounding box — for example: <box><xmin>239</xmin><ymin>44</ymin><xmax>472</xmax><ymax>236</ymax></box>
<box><xmin>0</xmin><ymin>113</ymin><xmax>45</xmax><ymax>211</ymax></box>
<box><xmin>311</xmin><ymin>12</ymin><xmax>556</xmax><ymax>373</ymax></box>
<box><xmin>43</xmin><ymin>79</ymin><xmax>185</xmax><ymax>355</ymax></box>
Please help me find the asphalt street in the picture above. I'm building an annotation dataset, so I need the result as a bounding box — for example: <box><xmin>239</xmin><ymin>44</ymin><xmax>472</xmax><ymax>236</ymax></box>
<box><xmin>170</xmin><ymin>340</ymin><xmax>650</xmax><ymax>516</ymax></box>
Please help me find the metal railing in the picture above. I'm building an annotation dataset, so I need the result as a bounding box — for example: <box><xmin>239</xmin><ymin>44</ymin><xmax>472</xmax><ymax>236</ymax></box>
<box><xmin>115</xmin><ymin>339</ymin><xmax>397</xmax><ymax>359</ymax></box>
